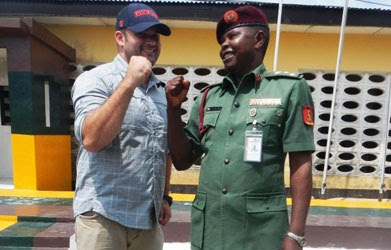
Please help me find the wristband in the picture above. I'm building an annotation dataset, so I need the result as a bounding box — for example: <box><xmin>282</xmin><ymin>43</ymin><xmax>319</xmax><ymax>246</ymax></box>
<box><xmin>163</xmin><ymin>195</ymin><xmax>173</xmax><ymax>206</ymax></box>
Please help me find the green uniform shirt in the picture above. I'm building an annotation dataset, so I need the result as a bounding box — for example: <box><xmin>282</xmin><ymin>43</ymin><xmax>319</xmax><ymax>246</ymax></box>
<box><xmin>185</xmin><ymin>64</ymin><xmax>315</xmax><ymax>250</ymax></box>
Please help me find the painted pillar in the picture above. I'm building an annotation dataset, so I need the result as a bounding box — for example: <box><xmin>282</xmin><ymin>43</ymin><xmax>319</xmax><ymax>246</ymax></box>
<box><xmin>0</xmin><ymin>18</ymin><xmax>75</xmax><ymax>190</ymax></box>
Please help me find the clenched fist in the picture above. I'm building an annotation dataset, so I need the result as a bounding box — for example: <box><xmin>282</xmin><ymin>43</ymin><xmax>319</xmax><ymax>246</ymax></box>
<box><xmin>123</xmin><ymin>56</ymin><xmax>152</xmax><ymax>91</ymax></box>
<box><xmin>165</xmin><ymin>76</ymin><xmax>190</xmax><ymax>108</ymax></box>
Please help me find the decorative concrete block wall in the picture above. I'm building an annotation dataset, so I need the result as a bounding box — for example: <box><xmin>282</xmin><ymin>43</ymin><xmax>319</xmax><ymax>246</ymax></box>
<box><xmin>68</xmin><ymin>64</ymin><xmax>391</xmax><ymax>183</ymax></box>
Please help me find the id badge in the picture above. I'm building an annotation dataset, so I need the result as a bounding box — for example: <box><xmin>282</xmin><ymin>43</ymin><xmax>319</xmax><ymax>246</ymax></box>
<box><xmin>244</xmin><ymin>130</ymin><xmax>263</xmax><ymax>163</ymax></box>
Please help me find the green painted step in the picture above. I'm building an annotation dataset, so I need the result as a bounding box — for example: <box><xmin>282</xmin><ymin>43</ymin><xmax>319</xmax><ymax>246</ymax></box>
<box><xmin>0</xmin><ymin>221</ymin><xmax>73</xmax><ymax>248</ymax></box>
<box><xmin>309</xmin><ymin>206</ymin><xmax>391</xmax><ymax>217</ymax></box>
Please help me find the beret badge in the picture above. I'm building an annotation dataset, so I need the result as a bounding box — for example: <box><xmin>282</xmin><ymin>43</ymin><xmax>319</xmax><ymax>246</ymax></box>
<box><xmin>224</xmin><ymin>10</ymin><xmax>238</xmax><ymax>24</ymax></box>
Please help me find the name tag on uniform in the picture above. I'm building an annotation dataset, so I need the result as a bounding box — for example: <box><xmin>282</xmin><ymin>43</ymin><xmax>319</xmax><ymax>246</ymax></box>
<box><xmin>244</xmin><ymin>130</ymin><xmax>263</xmax><ymax>163</ymax></box>
<box><xmin>249</xmin><ymin>98</ymin><xmax>281</xmax><ymax>106</ymax></box>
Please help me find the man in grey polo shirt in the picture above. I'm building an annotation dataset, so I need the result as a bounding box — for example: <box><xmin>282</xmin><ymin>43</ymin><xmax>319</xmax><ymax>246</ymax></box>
<box><xmin>72</xmin><ymin>3</ymin><xmax>173</xmax><ymax>250</ymax></box>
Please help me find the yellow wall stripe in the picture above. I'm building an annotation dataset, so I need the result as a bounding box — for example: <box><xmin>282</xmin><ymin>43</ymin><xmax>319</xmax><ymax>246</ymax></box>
<box><xmin>0</xmin><ymin>189</ymin><xmax>74</xmax><ymax>198</ymax></box>
<box><xmin>0</xmin><ymin>190</ymin><xmax>389</xmax><ymax>209</ymax></box>
<box><xmin>171</xmin><ymin>194</ymin><xmax>391</xmax><ymax>209</ymax></box>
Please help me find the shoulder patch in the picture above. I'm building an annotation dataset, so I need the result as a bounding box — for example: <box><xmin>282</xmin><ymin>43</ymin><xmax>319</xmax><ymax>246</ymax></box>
<box><xmin>265</xmin><ymin>71</ymin><xmax>303</xmax><ymax>80</ymax></box>
<box><xmin>200</xmin><ymin>82</ymin><xmax>223</xmax><ymax>93</ymax></box>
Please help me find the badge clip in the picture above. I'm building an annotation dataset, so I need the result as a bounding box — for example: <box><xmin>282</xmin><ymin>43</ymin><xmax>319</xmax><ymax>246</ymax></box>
<box><xmin>244</xmin><ymin>120</ymin><xmax>263</xmax><ymax>163</ymax></box>
<box><xmin>252</xmin><ymin>120</ymin><xmax>257</xmax><ymax>131</ymax></box>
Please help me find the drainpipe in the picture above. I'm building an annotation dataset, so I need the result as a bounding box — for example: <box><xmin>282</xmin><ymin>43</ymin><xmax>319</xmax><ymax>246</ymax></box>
<box><xmin>321</xmin><ymin>0</ymin><xmax>350</xmax><ymax>199</ymax></box>
<box><xmin>273</xmin><ymin>0</ymin><xmax>283</xmax><ymax>72</ymax></box>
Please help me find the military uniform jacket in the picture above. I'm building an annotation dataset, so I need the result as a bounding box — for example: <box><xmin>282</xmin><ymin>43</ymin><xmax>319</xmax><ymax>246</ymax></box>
<box><xmin>184</xmin><ymin>64</ymin><xmax>315</xmax><ymax>250</ymax></box>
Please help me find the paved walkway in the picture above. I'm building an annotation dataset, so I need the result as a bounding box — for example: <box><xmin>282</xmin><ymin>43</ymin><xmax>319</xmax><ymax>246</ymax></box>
<box><xmin>163</xmin><ymin>199</ymin><xmax>391</xmax><ymax>249</ymax></box>
<box><xmin>162</xmin><ymin>243</ymin><xmax>377</xmax><ymax>250</ymax></box>
<box><xmin>0</xmin><ymin>189</ymin><xmax>391</xmax><ymax>249</ymax></box>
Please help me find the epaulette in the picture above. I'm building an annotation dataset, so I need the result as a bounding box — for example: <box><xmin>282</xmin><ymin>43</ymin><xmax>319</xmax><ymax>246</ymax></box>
<box><xmin>200</xmin><ymin>82</ymin><xmax>223</xmax><ymax>93</ymax></box>
<box><xmin>264</xmin><ymin>71</ymin><xmax>303</xmax><ymax>80</ymax></box>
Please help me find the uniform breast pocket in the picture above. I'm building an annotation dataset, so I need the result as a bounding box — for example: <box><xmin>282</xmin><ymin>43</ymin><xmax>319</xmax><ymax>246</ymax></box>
<box><xmin>200</xmin><ymin>108</ymin><xmax>221</xmax><ymax>150</ymax></box>
<box><xmin>246</xmin><ymin>107</ymin><xmax>284</xmax><ymax>148</ymax></box>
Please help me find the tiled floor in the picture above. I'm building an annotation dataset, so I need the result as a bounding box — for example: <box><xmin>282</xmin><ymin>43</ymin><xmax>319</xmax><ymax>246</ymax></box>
<box><xmin>0</xmin><ymin>194</ymin><xmax>74</xmax><ymax>248</ymax></box>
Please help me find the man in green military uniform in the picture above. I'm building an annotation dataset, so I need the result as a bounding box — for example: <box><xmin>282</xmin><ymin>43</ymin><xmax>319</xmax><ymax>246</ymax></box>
<box><xmin>166</xmin><ymin>5</ymin><xmax>314</xmax><ymax>250</ymax></box>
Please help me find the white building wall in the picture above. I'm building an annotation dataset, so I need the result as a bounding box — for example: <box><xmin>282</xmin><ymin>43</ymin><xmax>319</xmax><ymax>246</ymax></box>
<box><xmin>0</xmin><ymin>48</ymin><xmax>13</xmax><ymax>185</ymax></box>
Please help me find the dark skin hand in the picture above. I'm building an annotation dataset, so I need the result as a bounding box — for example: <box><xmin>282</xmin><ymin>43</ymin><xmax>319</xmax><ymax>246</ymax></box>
<box><xmin>281</xmin><ymin>151</ymin><xmax>312</xmax><ymax>250</ymax></box>
<box><xmin>165</xmin><ymin>75</ymin><xmax>190</xmax><ymax>108</ymax></box>
<box><xmin>165</xmin><ymin>75</ymin><xmax>197</xmax><ymax>170</ymax></box>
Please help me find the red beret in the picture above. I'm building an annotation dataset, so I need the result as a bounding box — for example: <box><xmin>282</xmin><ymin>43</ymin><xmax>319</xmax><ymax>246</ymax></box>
<box><xmin>216</xmin><ymin>5</ymin><xmax>269</xmax><ymax>44</ymax></box>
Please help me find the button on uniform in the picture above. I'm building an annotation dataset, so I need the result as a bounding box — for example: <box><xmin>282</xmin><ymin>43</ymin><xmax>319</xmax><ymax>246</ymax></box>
<box><xmin>228</xmin><ymin>129</ymin><xmax>234</xmax><ymax>135</ymax></box>
<box><xmin>234</xmin><ymin>101</ymin><xmax>240</xmax><ymax>108</ymax></box>
<box><xmin>224</xmin><ymin>158</ymin><xmax>230</xmax><ymax>164</ymax></box>
<box><xmin>222</xmin><ymin>188</ymin><xmax>228</xmax><ymax>194</ymax></box>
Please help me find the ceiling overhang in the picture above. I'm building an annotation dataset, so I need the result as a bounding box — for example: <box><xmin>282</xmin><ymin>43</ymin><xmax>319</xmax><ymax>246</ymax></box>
<box><xmin>1</xmin><ymin>0</ymin><xmax>391</xmax><ymax>34</ymax></box>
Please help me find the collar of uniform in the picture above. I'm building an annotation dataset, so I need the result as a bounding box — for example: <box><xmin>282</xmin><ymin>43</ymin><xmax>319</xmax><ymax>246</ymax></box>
<box><xmin>222</xmin><ymin>75</ymin><xmax>235</xmax><ymax>91</ymax></box>
<box><xmin>246</xmin><ymin>64</ymin><xmax>266</xmax><ymax>86</ymax></box>
<box><xmin>222</xmin><ymin>64</ymin><xmax>266</xmax><ymax>90</ymax></box>
<box><xmin>114</xmin><ymin>54</ymin><xmax>160</xmax><ymax>90</ymax></box>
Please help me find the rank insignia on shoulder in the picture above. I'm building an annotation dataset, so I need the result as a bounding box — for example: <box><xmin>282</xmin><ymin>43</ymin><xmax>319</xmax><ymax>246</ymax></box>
<box><xmin>302</xmin><ymin>106</ymin><xmax>314</xmax><ymax>126</ymax></box>
<box><xmin>256</xmin><ymin>73</ymin><xmax>262</xmax><ymax>83</ymax></box>
<box><xmin>265</xmin><ymin>71</ymin><xmax>303</xmax><ymax>79</ymax></box>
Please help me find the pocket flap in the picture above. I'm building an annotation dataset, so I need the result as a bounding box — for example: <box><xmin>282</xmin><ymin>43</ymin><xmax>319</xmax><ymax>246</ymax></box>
<box><xmin>203</xmin><ymin>110</ymin><xmax>221</xmax><ymax>127</ymax></box>
<box><xmin>192</xmin><ymin>193</ymin><xmax>207</xmax><ymax>211</ymax></box>
<box><xmin>246</xmin><ymin>193</ymin><xmax>287</xmax><ymax>213</ymax></box>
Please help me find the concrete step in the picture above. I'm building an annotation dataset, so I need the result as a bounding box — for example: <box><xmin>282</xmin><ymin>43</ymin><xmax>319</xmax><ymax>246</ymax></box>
<box><xmin>0</xmin><ymin>197</ymin><xmax>73</xmax><ymax>222</ymax></box>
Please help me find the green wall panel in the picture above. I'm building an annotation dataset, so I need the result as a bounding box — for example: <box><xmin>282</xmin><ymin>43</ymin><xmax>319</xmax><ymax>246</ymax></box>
<box><xmin>9</xmin><ymin>72</ymin><xmax>70</xmax><ymax>135</ymax></box>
